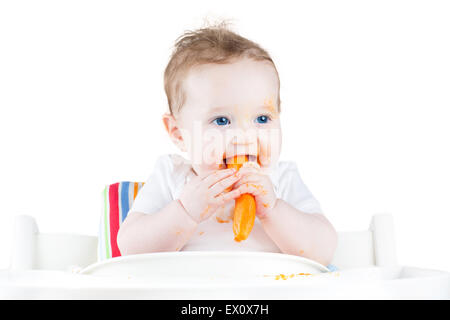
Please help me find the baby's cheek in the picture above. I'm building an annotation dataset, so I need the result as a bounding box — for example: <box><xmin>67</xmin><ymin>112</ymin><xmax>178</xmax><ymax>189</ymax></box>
<box><xmin>257</xmin><ymin>128</ymin><xmax>281</xmax><ymax>168</ymax></box>
<box><xmin>205</xmin><ymin>150</ymin><xmax>224</xmax><ymax>170</ymax></box>
<box><xmin>258</xmin><ymin>143</ymin><xmax>278</xmax><ymax>168</ymax></box>
<box><xmin>192</xmin><ymin>133</ymin><xmax>227</xmax><ymax>169</ymax></box>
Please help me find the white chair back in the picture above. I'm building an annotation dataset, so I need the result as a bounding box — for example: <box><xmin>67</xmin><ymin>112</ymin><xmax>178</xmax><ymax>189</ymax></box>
<box><xmin>9</xmin><ymin>214</ymin><xmax>397</xmax><ymax>271</ymax></box>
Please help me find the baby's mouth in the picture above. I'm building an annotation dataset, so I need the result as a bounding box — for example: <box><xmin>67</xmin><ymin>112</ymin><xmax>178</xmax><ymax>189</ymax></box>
<box><xmin>223</xmin><ymin>154</ymin><xmax>259</xmax><ymax>166</ymax></box>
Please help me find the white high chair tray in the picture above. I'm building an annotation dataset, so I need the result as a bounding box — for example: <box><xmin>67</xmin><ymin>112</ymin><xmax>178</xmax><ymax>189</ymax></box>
<box><xmin>1</xmin><ymin>251</ymin><xmax>449</xmax><ymax>299</ymax></box>
<box><xmin>80</xmin><ymin>251</ymin><xmax>330</xmax><ymax>283</ymax></box>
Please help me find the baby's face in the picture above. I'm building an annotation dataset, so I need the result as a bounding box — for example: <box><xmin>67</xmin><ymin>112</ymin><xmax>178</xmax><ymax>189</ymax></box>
<box><xmin>175</xmin><ymin>58</ymin><xmax>281</xmax><ymax>176</ymax></box>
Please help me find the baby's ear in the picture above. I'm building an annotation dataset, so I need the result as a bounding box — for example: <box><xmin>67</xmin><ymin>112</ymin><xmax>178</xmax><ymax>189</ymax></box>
<box><xmin>162</xmin><ymin>113</ymin><xmax>187</xmax><ymax>152</ymax></box>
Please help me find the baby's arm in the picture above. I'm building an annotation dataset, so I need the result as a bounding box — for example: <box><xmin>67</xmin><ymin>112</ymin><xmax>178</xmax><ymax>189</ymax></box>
<box><xmin>117</xmin><ymin>168</ymin><xmax>241</xmax><ymax>255</ymax></box>
<box><xmin>259</xmin><ymin>200</ymin><xmax>337</xmax><ymax>266</ymax></box>
<box><xmin>117</xmin><ymin>200</ymin><xmax>197</xmax><ymax>255</ymax></box>
<box><xmin>233</xmin><ymin>165</ymin><xmax>337</xmax><ymax>266</ymax></box>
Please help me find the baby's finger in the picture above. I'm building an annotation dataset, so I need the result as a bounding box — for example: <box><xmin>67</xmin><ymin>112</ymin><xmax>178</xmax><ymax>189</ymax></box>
<box><xmin>213</xmin><ymin>188</ymin><xmax>241</xmax><ymax>206</ymax></box>
<box><xmin>232</xmin><ymin>174</ymin><xmax>261</xmax><ymax>189</ymax></box>
<box><xmin>187</xmin><ymin>169</ymin><xmax>213</xmax><ymax>187</ymax></box>
<box><xmin>202</xmin><ymin>168</ymin><xmax>236</xmax><ymax>187</ymax></box>
<box><xmin>187</xmin><ymin>174</ymin><xmax>205</xmax><ymax>187</ymax></box>
<box><xmin>236</xmin><ymin>168</ymin><xmax>257</xmax><ymax>177</ymax></box>
<box><xmin>209</xmin><ymin>171</ymin><xmax>241</xmax><ymax>196</ymax></box>
<box><xmin>234</xmin><ymin>182</ymin><xmax>266</xmax><ymax>198</ymax></box>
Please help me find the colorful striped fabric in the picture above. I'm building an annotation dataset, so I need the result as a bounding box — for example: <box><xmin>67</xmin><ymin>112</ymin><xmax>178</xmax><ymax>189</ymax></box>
<box><xmin>98</xmin><ymin>181</ymin><xmax>145</xmax><ymax>261</ymax></box>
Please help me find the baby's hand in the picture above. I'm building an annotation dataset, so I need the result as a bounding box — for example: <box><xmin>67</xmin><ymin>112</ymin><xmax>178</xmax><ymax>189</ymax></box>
<box><xmin>179</xmin><ymin>168</ymin><xmax>242</xmax><ymax>223</ymax></box>
<box><xmin>233</xmin><ymin>164</ymin><xmax>277</xmax><ymax>219</ymax></box>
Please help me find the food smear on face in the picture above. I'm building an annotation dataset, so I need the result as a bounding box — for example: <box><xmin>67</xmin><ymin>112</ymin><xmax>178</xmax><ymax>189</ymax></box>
<box><xmin>264</xmin><ymin>97</ymin><xmax>278</xmax><ymax>116</ymax></box>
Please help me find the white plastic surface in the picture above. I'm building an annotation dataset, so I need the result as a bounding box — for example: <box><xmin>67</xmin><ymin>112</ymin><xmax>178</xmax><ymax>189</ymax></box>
<box><xmin>35</xmin><ymin>233</ymin><xmax>97</xmax><ymax>270</ymax></box>
<box><xmin>370</xmin><ymin>214</ymin><xmax>397</xmax><ymax>266</ymax></box>
<box><xmin>80</xmin><ymin>251</ymin><xmax>329</xmax><ymax>283</ymax></box>
<box><xmin>332</xmin><ymin>231</ymin><xmax>375</xmax><ymax>269</ymax></box>
<box><xmin>1</xmin><ymin>265</ymin><xmax>448</xmax><ymax>299</ymax></box>
<box><xmin>8</xmin><ymin>215</ymin><xmax>98</xmax><ymax>271</ymax></box>
<box><xmin>9</xmin><ymin>215</ymin><xmax>38</xmax><ymax>270</ymax></box>
<box><xmin>9</xmin><ymin>214</ymin><xmax>393</xmax><ymax>272</ymax></box>
<box><xmin>1</xmin><ymin>252</ymin><xmax>449</xmax><ymax>299</ymax></box>
<box><xmin>5</xmin><ymin>214</ymin><xmax>448</xmax><ymax>299</ymax></box>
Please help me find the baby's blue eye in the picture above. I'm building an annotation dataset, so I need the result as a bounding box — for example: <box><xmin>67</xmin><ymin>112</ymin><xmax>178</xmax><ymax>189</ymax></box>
<box><xmin>213</xmin><ymin>117</ymin><xmax>230</xmax><ymax>126</ymax></box>
<box><xmin>256</xmin><ymin>115</ymin><xmax>270</xmax><ymax>124</ymax></box>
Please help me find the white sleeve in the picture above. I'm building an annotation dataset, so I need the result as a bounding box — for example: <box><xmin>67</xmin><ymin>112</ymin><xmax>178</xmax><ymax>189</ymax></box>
<box><xmin>277</xmin><ymin>162</ymin><xmax>323</xmax><ymax>215</ymax></box>
<box><xmin>129</xmin><ymin>155</ymin><xmax>175</xmax><ymax>215</ymax></box>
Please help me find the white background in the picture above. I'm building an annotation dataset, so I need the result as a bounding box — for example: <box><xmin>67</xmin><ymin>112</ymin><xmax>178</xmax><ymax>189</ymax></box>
<box><xmin>0</xmin><ymin>0</ymin><xmax>449</xmax><ymax>271</ymax></box>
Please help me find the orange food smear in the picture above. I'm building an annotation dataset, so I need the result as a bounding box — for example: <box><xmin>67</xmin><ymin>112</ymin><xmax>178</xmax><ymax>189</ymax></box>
<box><xmin>264</xmin><ymin>97</ymin><xmax>278</xmax><ymax>116</ymax></box>
<box><xmin>215</xmin><ymin>216</ymin><xmax>230</xmax><ymax>223</ymax></box>
<box><xmin>273</xmin><ymin>273</ymin><xmax>312</xmax><ymax>280</ymax></box>
<box><xmin>200</xmin><ymin>205</ymin><xmax>211</xmax><ymax>219</ymax></box>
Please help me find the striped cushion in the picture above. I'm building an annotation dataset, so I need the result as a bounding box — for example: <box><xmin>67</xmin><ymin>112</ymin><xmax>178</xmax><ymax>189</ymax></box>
<box><xmin>98</xmin><ymin>181</ymin><xmax>145</xmax><ymax>261</ymax></box>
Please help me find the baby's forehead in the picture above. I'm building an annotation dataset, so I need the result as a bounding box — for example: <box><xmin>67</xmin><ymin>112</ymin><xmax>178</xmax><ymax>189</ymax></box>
<box><xmin>182</xmin><ymin>59</ymin><xmax>279</xmax><ymax>111</ymax></box>
<box><xmin>201</xmin><ymin>100</ymin><xmax>277</xmax><ymax>116</ymax></box>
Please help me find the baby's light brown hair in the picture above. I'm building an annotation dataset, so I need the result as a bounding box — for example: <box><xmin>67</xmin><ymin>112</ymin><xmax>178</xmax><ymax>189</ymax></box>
<box><xmin>164</xmin><ymin>22</ymin><xmax>281</xmax><ymax>116</ymax></box>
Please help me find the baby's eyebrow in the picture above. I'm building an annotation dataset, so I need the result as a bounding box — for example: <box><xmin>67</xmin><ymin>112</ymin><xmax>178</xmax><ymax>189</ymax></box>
<box><xmin>206</xmin><ymin>104</ymin><xmax>278</xmax><ymax>116</ymax></box>
<box><xmin>257</xmin><ymin>105</ymin><xmax>279</xmax><ymax>117</ymax></box>
<box><xmin>260</xmin><ymin>105</ymin><xmax>276</xmax><ymax>112</ymax></box>
<box><xmin>207</xmin><ymin>105</ymin><xmax>230</xmax><ymax>114</ymax></box>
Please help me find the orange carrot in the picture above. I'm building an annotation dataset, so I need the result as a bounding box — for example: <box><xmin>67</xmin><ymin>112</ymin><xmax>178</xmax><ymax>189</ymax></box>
<box><xmin>226</xmin><ymin>155</ymin><xmax>256</xmax><ymax>241</ymax></box>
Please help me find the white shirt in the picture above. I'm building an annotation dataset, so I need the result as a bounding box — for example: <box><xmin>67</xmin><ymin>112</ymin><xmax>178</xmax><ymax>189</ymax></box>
<box><xmin>130</xmin><ymin>154</ymin><xmax>323</xmax><ymax>253</ymax></box>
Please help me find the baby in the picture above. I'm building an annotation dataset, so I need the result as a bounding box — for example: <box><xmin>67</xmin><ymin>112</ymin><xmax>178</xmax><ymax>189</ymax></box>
<box><xmin>117</xmin><ymin>24</ymin><xmax>337</xmax><ymax>266</ymax></box>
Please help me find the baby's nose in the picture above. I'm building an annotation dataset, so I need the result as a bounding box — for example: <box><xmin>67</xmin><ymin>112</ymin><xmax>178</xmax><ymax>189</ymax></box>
<box><xmin>230</xmin><ymin>129</ymin><xmax>258</xmax><ymax>145</ymax></box>
<box><xmin>227</xmin><ymin>130</ymin><xmax>258</xmax><ymax>156</ymax></box>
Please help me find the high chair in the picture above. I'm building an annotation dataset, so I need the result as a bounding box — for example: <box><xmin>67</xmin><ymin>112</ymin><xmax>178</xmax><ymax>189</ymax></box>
<box><xmin>2</xmin><ymin>182</ymin><xmax>448</xmax><ymax>299</ymax></box>
<box><xmin>9</xmin><ymin>181</ymin><xmax>396</xmax><ymax>271</ymax></box>
<box><xmin>8</xmin><ymin>213</ymin><xmax>396</xmax><ymax>271</ymax></box>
